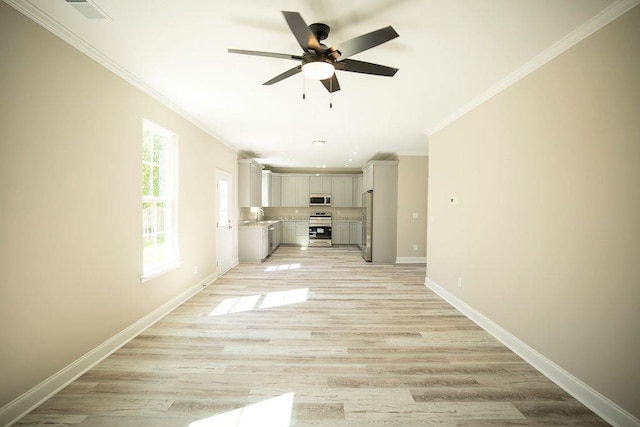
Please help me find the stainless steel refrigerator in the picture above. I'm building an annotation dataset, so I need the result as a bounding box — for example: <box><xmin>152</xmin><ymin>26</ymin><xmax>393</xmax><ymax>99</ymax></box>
<box><xmin>362</xmin><ymin>190</ymin><xmax>373</xmax><ymax>261</ymax></box>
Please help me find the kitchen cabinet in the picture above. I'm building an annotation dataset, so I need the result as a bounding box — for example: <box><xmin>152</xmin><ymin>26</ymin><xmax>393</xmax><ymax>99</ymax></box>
<box><xmin>238</xmin><ymin>159</ymin><xmax>263</xmax><ymax>208</ymax></box>
<box><xmin>363</xmin><ymin>163</ymin><xmax>373</xmax><ymax>192</ymax></box>
<box><xmin>239</xmin><ymin>225</ymin><xmax>269</xmax><ymax>262</ymax></box>
<box><xmin>353</xmin><ymin>174</ymin><xmax>363</xmax><ymax>207</ymax></box>
<box><xmin>281</xmin><ymin>175</ymin><xmax>310</xmax><ymax>207</ymax></box>
<box><xmin>273</xmin><ymin>221</ymin><xmax>282</xmax><ymax>248</ymax></box>
<box><xmin>261</xmin><ymin>170</ymin><xmax>271</xmax><ymax>207</ymax></box>
<box><xmin>295</xmin><ymin>221</ymin><xmax>309</xmax><ymax>246</ymax></box>
<box><xmin>331</xmin><ymin>177</ymin><xmax>353</xmax><ymax>207</ymax></box>
<box><xmin>282</xmin><ymin>220</ymin><xmax>308</xmax><ymax>245</ymax></box>
<box><xmin>282</xmin><ymin>221</ymin><xmax>296</xmax><ymax>244</ymax></box>
<box><xmin>261</xmin><ymin>227</ymin><xmax>269</xmax><ymax>259</ymax></box>
<box><xmin>309</xmin><ymin>176</ymin><xmax>332</xmax><ymax>194</ymax></box>
<box><xmin>239</xmin><ymin>221</ymin><xmax>282</xmax><ymax>262</ymax></box>
<box><xmin>262</xmin><ymin>171</ymin><xmax>281</xmax><ymax>207</ymax></box>
<box><xmin>332</xmin><ymin>221</ymin><xmax>350</xmax><ymax>244</ymax></box>
<box><xmin>350</xmin><ymin>221</ymin><xmax>362</xmax><ymax>247</ymax></box>
<box><xmin>271</xmin><ymin>174</ymin><xmax>281</xmax><ymax>207</ymax></box>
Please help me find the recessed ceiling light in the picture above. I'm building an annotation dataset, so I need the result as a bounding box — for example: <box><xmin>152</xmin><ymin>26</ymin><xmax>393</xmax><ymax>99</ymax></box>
<box><xmin>322</xmin><ymin>165</ymin><xmax>327</xmax><ymax>168</ymax></box>
<box><xmin>348</xmin><ymin>159</ymin><xmax>353</xmax><ymax>162</ymax></box>
<box><xmin>312</xmin><ymin>140</ymin><xmax>326</xmax><ymax>145</ymax></box>
<box><xmin>352</xmin><ymin>151</ymin><xmax>358</xmax><ymax>155</ymax></box>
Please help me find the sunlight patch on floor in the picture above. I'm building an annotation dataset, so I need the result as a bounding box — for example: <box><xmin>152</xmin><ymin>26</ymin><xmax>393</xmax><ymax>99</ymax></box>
<box><xmin>208</xmin><ymin>294</ymin><xmax>261</xmax><ymax>316</ymax></box>
<box><xmin>209</xmin><ymin>289</ymin><xmax>309</xmax><ymax>316</ymax></box>
<box><xmin>189</xmin><ymin>392</ymin><xmax>294</xmax><ymax>427</ymax></box>
<box><xmin>260</xmin><ymin>288</ymin><xmax>308</xmax><ymax>309</ymax></box>
<box><xmin>265</xmin><ymin>263</ymin><xmax>301</xmax><ymax>272</ymax></box>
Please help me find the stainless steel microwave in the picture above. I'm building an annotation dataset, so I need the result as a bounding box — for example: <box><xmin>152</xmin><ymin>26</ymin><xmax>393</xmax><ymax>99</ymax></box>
<box><xmin>309</xmin><ymin>194</ymin><xmax>331</xmax><ymax>206</ymax></box>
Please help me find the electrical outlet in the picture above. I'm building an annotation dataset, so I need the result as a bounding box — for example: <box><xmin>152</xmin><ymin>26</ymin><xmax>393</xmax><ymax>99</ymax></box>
<box><xmin>413</xmin><ymin>244</ymin><xmax>418</xmax><ymax>251</ymax></box>
<box><xmin>458</xmin><ymin>277</ymin><xmax>462</xmax><ymax>288</ymax></box>
<box><xmin>412</xmin><ymin>212</ymin><xmax>419</xmax><ymax>219</ymax></box>
<box><xmin>193</xmin><ymin>266</ymin><xmax>198</xmax><ymax>275</ymax></box>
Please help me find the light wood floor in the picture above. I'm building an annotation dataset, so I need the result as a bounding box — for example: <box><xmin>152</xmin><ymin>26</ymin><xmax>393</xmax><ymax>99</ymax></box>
<box><xmin>17</xmin><ymin>246</ymin><xmax>607</xmax><ymax>426</ymax></box>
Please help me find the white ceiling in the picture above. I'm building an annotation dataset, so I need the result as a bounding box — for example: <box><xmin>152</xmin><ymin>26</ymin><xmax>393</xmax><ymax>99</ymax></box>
<box><xmin>8</xmin><ymin>0</ymin><xmax>630</xmax><ymax>170</ymax></box>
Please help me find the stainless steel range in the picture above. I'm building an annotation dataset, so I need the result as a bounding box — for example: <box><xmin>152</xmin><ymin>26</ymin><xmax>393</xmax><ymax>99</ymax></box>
<box><xmin>309</xmin><ymin>212</ymin><xmax>332</xmax><ymax>247</ymax></box>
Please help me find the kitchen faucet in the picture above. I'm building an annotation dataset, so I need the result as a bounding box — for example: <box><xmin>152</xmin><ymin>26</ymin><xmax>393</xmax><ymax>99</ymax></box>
<box><xmin>255</xmin><ymin>208</ymin><xmax>264</xmax><ymax>222</ymax></box>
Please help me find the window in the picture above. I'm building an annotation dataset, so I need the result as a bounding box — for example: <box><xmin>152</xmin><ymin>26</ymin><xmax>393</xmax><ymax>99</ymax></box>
<box><xmin>142</xmin><ymin>119</ymin><xmax>179</xmax><ymax>279</ymax></box>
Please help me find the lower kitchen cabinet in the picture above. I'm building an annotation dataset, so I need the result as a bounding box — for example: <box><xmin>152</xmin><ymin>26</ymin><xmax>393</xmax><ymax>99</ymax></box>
<box><xmin>350</xmin><ymin>221</ymin><xmax>362</xmax><ymax>247</ymax></box>
<box><xmin>239</xmin><ymin>226</ymin><xmax>269</xmax><ymax>262</ymax></box>
<box><xmin>239</xmin><ymin>221</ymin><xmax>282</xmax><ymax>262</ymax></box>
<box><xmin>332</xmin><ymin>222</ymin><xmax>350</xmax><ymax>244</ymax></box>
<box><xmin>273</xmin><ymin>221</ymin><xmax>282</xmax><ymax>247</ymax></box>
<box><xmin>282</xmin><ymin>221</ymin><xmax>296</xmax><ymax>244</ymax></box>
<box><xmin>281</xmin><ymin>220</ymin><xmax>308</xmax><ymax>245</ymax></box>
<box><xmin>295</xmin><ymin>221</ymin><xmax>309</xmax><ymax>246</ymax></box>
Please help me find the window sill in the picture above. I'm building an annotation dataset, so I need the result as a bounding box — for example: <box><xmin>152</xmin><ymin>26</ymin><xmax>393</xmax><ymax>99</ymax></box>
<box><xmin>141</xmin><ymin>261</ymin><xmax>183</xmax><ymax>283</ymax></box>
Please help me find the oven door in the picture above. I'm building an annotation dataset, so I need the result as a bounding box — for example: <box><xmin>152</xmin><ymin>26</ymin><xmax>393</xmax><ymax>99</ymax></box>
<box><xmin>309</xmin><ymin>225</ymin><xmax>331</xmax><ymax>241</ymax></box>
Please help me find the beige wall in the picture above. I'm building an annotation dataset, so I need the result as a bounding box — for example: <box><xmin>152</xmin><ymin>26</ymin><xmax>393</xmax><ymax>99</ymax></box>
<box><xmin>427</xmin><ymin>6</ymin><xmax>640</xmax><ymax>417</ymax></box>
<box><xmin>0</xmin><ymin>3</ymin><xmax>238</xmax><ymax>408</ymax></box>
<box><xmin>396</xmin><ymin>156</ymin><xmax>428</xmax><ymax>259</ymax></box>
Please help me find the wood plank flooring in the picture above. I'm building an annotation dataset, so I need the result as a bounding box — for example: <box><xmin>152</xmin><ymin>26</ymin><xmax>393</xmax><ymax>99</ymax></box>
<box><xmin>16</xmin><ymin>246</ymin><xmax>607</xmax><ymax>426</ymax></box>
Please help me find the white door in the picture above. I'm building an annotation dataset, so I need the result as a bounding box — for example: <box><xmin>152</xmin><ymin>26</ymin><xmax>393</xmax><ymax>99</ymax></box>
<box><xmin>216</xmin><ymin>170</ymin><xmax>232</xmax><ymax>274</ymax></box>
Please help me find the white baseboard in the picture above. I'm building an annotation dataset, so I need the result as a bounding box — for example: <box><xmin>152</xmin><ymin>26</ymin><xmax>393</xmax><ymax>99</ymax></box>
<box><xmin>424</xmin><ymin>278</ymin><xmax>640</xmax><ymax>427</ymax></box>
<box><xmin>0</xmin><ymin>272</ymin><xmax>219</xmax><ymax>427</ymax></box>
<box><xmin>396</xmin><ymin>257</ymin><xmax>427</xmax><ymax>264</ymax></box>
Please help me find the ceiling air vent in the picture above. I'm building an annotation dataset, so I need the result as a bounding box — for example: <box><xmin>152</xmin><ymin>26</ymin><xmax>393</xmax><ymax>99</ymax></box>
<box><xmin>65</xmin><ymin>0</ymin><xmax>110</xmax><ymax>20</ymax></box>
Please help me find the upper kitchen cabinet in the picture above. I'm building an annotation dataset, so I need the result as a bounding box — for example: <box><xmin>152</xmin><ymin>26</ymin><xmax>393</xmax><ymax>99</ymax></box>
<box><xmin>363</xmin><ymin>164</ymin><xmax>374</xmax><ymax>191</ymax></box>
<box><xmin>262</xmin><ymin>170</ymin><xmax>271</xmax><ymax>207</ymax></box>
<box><xmin>262</xmin><ymin>171</ymin><xmax>282</xmax><ymax>207</ymax></box>
<box><xmin>271</xmin><ymin>174</ymin><xmax>281</xmax><ymax>207</ymax></box>
<box><xmin>238</xmin><ymin>159</ymin><xmax>263</xmax><ymax>208</ymax></box>
<box><xmin>281</xmin><ymin>175</ymin><xmax>310</xmax><ymax>207</ymax></box>
<box><xmin>353</xmin><ymin>174</ymin><xmax>363</xmax><ymax>207</ymax></box>
<box><xmin>309</xmin><ymin>176</ymin><xmax>332</xmax><ymax>194</ymax></box>
<box><xmin>331</xmin><ymin>176</ymin><xmax>353</xmax><ymax>207</ymax></box>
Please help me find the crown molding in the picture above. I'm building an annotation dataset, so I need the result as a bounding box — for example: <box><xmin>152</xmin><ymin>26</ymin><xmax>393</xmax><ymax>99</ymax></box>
<box><xmin>426</xmin><ymin>0</ymin><xmax>640</xmax><ymax>137</ymax></box>
<box><xmin>3</xmin><ymin>0</ymin><xmax>238</xmax><ymax>153</ymax></box>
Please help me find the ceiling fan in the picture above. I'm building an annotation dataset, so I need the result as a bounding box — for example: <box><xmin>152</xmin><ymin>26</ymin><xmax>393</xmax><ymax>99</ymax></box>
<box><xmin>228</xmin><ymin>11</ymin><xmax>399</xmax><ymax>95</ymax></box>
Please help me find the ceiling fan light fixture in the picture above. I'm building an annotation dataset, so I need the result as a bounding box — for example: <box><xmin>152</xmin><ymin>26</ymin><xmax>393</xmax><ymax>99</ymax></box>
<box><xmin>302</xmin><ymin>58</ymin><xmax>334</xmax><ymax>80</ymax></box>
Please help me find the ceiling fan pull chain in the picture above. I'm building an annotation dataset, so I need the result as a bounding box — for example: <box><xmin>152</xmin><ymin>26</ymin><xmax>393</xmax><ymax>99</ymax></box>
<box><xmin>302</xmin><ymin>75</ymin><xmax>306</xmax><ymax>100</ymax></box>
<box><xmin>330</xmin><ymin>78</ymin><xmax>333</xmax><ymax>109</ymax></box>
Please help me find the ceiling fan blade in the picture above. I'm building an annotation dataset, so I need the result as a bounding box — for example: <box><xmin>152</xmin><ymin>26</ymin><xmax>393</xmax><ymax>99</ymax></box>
<box><xmin>282</xmin><ymin>11</ymin><xmax>322</xmax><ymax>53</ymax></box>
<box><xmin>228</xmin><ymin>49</ymin><xmax>302</xmax><ymax>61</ymax></box>
<box><xmin>320</xmin><ymin>74</ymin><xmax>341</xmax><ymax>93</ymax></box>
<box><xmin>263</xmin><ymin>65</ymin><xmax>302</xmax><ymax>85</ymax></box>
<box><xmin>335</xmin><ymin>26</ymin><xmax>399</xmax><ymax>59</ymax></box>
<box><xmin>336</xmin><ymin>59</ymin><xmax>398</xmax><ymax>77</ymax></box>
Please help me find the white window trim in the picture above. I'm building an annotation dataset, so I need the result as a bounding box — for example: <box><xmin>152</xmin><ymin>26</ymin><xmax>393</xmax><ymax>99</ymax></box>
<box><xmin>142</xmin><ymin>119</ymin><xmax>180</xmax><ymax>281</ymax></box>
<box><xmin>140</xmin><ymin>260</ymin><xmax>184</xmax><ymax>283</ymax></box>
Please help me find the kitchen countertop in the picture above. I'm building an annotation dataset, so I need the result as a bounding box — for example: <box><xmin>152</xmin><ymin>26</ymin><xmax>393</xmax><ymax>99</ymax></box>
<box><xmin>238</xmin><ymin>220</ymin><xmax>281</xmax><ymax>228</ymax></box>
<box><xmin>239</xmin><ymin>218</ymin><xmax>361</xmax><ymax>228</ymax></box>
